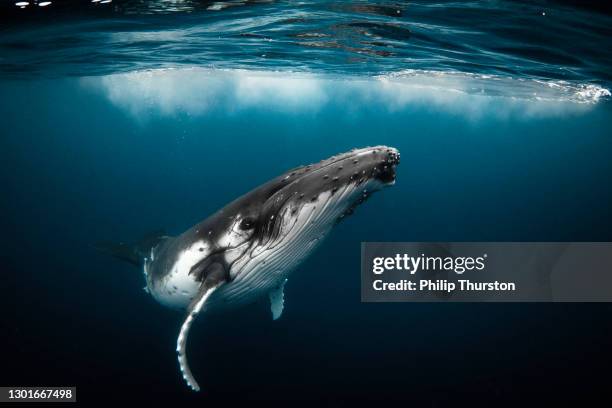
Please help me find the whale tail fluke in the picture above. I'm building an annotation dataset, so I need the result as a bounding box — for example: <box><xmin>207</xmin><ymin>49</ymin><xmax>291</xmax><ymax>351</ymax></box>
<box><xmin>95</xmin><ymin>229</ymin><xmax>169</xmax><ymax>268</ymax></box>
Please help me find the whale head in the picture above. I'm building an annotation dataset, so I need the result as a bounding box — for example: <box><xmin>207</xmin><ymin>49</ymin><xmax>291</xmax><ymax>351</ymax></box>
<box><xmin>181</xmin><ymin>146</ymin><xmax>400</xmax><ymax>291</ymax></box>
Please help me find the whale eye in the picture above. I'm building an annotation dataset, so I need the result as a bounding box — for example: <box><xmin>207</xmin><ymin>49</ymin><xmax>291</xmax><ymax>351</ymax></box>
<box><xmin>239</xmin><ymin>217</ymin><xmax>256</xmax><ymax>230</ymax></box>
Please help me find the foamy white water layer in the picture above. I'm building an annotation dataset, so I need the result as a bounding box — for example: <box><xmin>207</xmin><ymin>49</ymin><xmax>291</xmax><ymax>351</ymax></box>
<box><xmin>380</xmin><ymin>70</ymin><xmax>611</xmax><ymax>104</ymax></box>
<box><xmin>82</xmin><ymin>68</ymin><xmax>607</xmax><ymax>121</ymax></box>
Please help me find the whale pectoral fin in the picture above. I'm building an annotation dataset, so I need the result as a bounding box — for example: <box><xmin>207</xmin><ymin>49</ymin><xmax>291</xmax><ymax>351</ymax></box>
<box><xmin>176</xmin><ymin>264</ymin><xmax>226</xmax><ymax>392</ymax></box>
<box><xmin>95</xmin><ymin>230</ymin><xmax>170</xmax><ymax>268</ymax></box>
<box><xmin>269</xmin><ymin>279</ymin><xmax>287</xmax><ymax>320</ymax></box>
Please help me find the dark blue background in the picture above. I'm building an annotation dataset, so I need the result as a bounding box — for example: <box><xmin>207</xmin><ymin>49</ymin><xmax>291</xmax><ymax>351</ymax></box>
<box><xmin>1</xmin><ymin>77</ymin><xmax>612</xmax><ymax>406</ymax></box>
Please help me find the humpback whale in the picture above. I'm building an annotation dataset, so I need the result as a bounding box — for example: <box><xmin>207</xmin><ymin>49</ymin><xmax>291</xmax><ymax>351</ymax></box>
<box><xmin>99</xmin><ymin>146</ymin><xmax>400</xmax><ymax>391</ymax></box>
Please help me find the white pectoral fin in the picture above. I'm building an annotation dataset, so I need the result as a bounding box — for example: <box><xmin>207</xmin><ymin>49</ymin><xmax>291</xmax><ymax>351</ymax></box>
<box><xmin>269</xmin><ymin>279</ymin><xmax>287</xmax><ymax>321</ymax></box>
<box><xmin>176</xmin><ymin>280</ymin><xmax>223</xmax><ymax>392</ymax></box>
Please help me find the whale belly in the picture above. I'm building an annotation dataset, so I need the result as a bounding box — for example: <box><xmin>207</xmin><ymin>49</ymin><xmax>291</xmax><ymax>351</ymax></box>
<box><xmin>205</xmin><ymin>265</ymin><xmax>285</xmax><ymax>311</ymax></box>
<box><xmin>205</xmin><ymin>196</ymin><xmax>341</xmax><ymax>312</ymax></box>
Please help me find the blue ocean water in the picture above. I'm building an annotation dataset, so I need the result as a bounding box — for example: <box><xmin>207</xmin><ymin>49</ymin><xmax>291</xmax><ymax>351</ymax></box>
<box><xmin>1</xmin><ymin>1</ymin><xmax>612</xmax><ymax>405</ymax></box>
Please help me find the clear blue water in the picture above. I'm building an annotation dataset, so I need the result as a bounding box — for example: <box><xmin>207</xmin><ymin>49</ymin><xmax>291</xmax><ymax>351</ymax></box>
<box><xmin>1</xmin><ymin>1</ymin><xmax>612</xmax><ymax>405</ymax></box>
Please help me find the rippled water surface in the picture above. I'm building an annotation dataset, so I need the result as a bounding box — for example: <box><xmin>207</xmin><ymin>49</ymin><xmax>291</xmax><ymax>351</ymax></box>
<box><xmin>1</xmin><ymin>0</ymin><xmax>611</xmax><ymax>101</ymax></box>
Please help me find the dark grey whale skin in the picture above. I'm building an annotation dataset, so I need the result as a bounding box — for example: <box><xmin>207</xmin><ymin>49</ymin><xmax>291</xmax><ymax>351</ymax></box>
<box><xmin>146</xmin><ymin>146</ymin><xmax>400</xmax><ymax>289</ymax></box>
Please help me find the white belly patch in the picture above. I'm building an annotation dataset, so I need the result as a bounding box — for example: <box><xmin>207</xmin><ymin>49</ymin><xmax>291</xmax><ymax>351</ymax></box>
<box><xmin>147</xmin><ymin>241</ymin><xmax>209</xmax><ymax>309</ymax></box>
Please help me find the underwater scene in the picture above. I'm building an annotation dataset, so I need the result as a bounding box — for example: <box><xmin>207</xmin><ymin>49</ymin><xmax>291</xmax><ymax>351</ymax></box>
<box><xmin>1</xmin><ymin>0</ymin><xmax>612</xmax><ymax>405</ymax></box>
